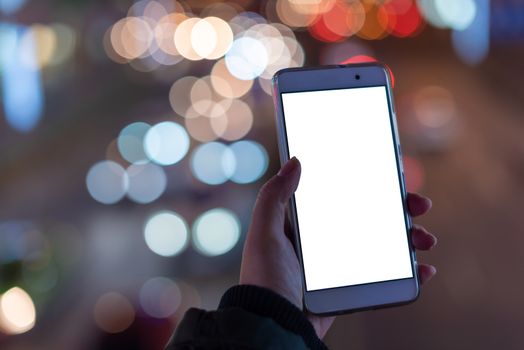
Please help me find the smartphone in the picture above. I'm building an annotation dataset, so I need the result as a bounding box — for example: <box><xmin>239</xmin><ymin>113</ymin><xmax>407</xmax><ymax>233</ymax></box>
<box><xmin>272</xmin><ymin>63</ymin><xmax>418</xmax><ymax>315</ymax></box>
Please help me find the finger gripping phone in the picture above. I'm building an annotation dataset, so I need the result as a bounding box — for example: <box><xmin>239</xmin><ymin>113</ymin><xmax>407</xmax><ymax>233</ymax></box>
<box><xmin>272</xmin><ymin>63</ymin><xmax>418</xmax><ymax>315</ymax></box>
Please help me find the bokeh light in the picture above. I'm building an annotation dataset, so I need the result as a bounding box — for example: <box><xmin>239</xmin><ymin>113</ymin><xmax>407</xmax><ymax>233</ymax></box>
<box><xmin>225</xmin><ymin>37</ymin><xmax>268</xmax><ymax>80</ymax></box>
<box><xmin>185</xmin><ymin>114</ymin><xmax>218</xmax><ymax>142</ymax></box>
<box><xmin>2</xmin><ymin>24</ymin><xmax>44</xmax><ymax>133</ymax></box>
<box><xmin>251</xmin><ymin>23</ymin><xmax>305</xmax><ymax>79</ymax></box>
<box><xmin>402</xmin><ymin>155</ymin><xmax>425</xmax><ymax>193</ymax></box>
<box><xmin>169</xmin><ymin>76</ymin><xmax>199</xmax><ymax>116</ymax></box>
<box><xmin>154</xmin><ymin>12</ymin><xmax>185</xmax><ymax>59</ymax></box>
<box><xmin>400</xmin><ymin>85</ymin><xmax>460</xmax><ymax>151</ymax></box>
<box><xmin>357</xmin><ymin>3</ymin><xmax>389</xmax><ymax>40</ymax></box>
<box><xmin>416</xmin><ymin>0</ymin><xmax>447</xmax><ymax>28</ymax></box>
<box><xmin>290</xmin><ymin>0</ymin><xmax>337</xmax><ymax>15</ymax></box>
<box><xmin>451</xmin><ymin>0</ymin><xmax>489</xmax><ymax>66</ymax></box>
<box><xmin>191</xmin><ymin>17</ymin><xmax>233</xmax><ymax>60</ymax></box>
<box><xmin>229</xmin><ymin>141</ymin><xmax>269</xmax><ymax>184</ymax></box>
<box><xmin>139</xmin><ymin>277</ymin><xmax>181</xmax><ymax>318</ymax></box>
<box><xmin>257</xmin><ymin>77</ymin><xmax>273</xmax><ymax>95</ymax></box>
<box><xmin>117</xmin><ymin>122</ymin><xmax>151</xmax><ymax>164</ymax></box>
<box><xmin>192</xmin><ymin>208</ymin><xmax>241</xmax><ymax>257</ymax></box>
<box><xmin>201</xmin><ymin>2</ymin><xmax>240</xmax><ymax>21</ymax></box>
<box><xmin>210</xmin><ymin>59</ymin><xmax>253</xmax><ymax>99</ymax></box>
<box><xmin>144</xmin><ymin>211</ymin><xmax>189</xmax><ymax>257</ymax></box>
<box><xmin>229</xmin><ymin>11</ymin><xmax>267</xmax><ymax>32</ymax></box>
<box><xmin>0</xmin><ymin>0</ymin><xmax>27</xmax><ymax>15</ymax></box>
<box><xmin>384</xmin><ymin>0</ymin><xmax>423</xmax><ymax>38</ymax></box>
<box><xmin>417</xmin><ymin>0</ymin><xmax>477</xmax><ymax>30</ymax></box>
<box><xmin>309</xmin><ymin>13</ymin><xmax>345</xmax><ymax>42</ymax></box>
<box><xmin>144</xmin><ymin>121</ymin><xmax>190</xmax><ymax>166</ymax></box>
<box><xmin>126</xmin><ymin>163</ymin><xmax>167</xmax><ymax>204</ymax></box>
<box><xmin>206</xmin><ymin>17</ymin><xmax>234</xmax><ymax>59</ymax></box>
<box><xmin>48</xmin><ymin>23</ymin><xmax>76</xmax><ymax>66</ymax></box>
<box><xmin>22</xmin><ymin>260</ymin><xmax>59</xmax><ymax>293</ymax></box>
<box><xmin>316</xmin><ymin>0</ymin><xmax>366</xmax><ymax>40</ymax></box>
<box><xmin>86</xmin><ymin>161</ymin><xmax>129</xmax><ymax>204</ymax></box>
<box><xmin>190</xmin><ymin>142</ymin><xmax>235</xmax><ymax>185</ymax></box>
<box><xmin>275</xmin><ymin>0</ymin><xmax>318</xmax><ymax>28</ymax></box>
<box><xmin>0</xmin><ymin>287</ymin><xmax>36</xmax><ymax>335</ymax></box>
<box><xmin>174</xmin><ymin>18</ymin><xmax>201</xmax><ymax>61</ymax></box>
<box><xmin>189</xmin><ymin>76</ymin><xmax>229</xmax><ymax>118</ymax></box>
<box><xmin>110</xmin><ymin>17</ymin><xmax>154</xmax><ymax>60</ymax></box>
<box><xmin>0</xmin><ymin>222</ymin><xmax>48</xmax><ymax>265</ymax></box>
<box><xmin>105</xmin><ymin>138</ymin><xmax>128</xmax><ymax>167</ymax></box>
<box><xmin>434</xmin><ymin>0</ymin><xmax>476</xmax><ymax>31</ymax></box>
<box><xmin>93</xmin><ymin>292</ymin><xmax>135</xmax><ymax>334</ymax></box>
<box><xmin>130</xmin><ymin>0</ymin><xmax>168</xmax><ymax>21</ymax></box>
<box><xmin>305</xmin><ymin>0</ymin><xmax>363</xmax><ymax>43</ymax></box>
<box><xmin>191</xmin><ymin>18</ymin><xmax>218</xmax><ymax>59</ymax></box>
<box><xmin>413</xmin><ymin>85</ymin><xmax>456</xmax><ymax>128</ymax></box>
<box><xmin>19</xmin><ymin>24</ymin><xmax>57</xmax><ymax>70</ymax></box>
<box><xmin>175</xmin><ymin>280</ymin><xmax>203</xmax><ymax>315</ymax></box>
<box><xmin>210</xmin><ymin>99</ymin><xmax>253</xmax><ymax>141</ymax></box>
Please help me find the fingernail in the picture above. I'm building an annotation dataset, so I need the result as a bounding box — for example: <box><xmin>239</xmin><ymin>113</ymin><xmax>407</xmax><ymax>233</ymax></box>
<box><xmin>278</xmin><ymin>157</ymin><xmax>298</xmax><ymax>177</ymax></box>
<box><xmin>430</xmin><ymin>234</ymin><xmax>438</xmax><ymax>246</ymax></box>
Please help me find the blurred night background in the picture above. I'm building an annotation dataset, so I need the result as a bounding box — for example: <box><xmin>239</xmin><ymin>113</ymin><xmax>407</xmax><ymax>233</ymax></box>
<box><xmin>1</xmin><ymin>0</ymin><xmax>523</xmax><ymax>349</ymax></box>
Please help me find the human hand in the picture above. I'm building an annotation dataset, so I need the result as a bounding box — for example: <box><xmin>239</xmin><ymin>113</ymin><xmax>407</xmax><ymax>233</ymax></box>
<box><xmin>240</xmin><ymin>157</ymin><xmax>437</xmax><ymax>339</ymax></box>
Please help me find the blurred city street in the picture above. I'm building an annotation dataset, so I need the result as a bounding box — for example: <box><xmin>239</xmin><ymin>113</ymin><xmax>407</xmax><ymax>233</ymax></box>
<box><xmin>1</xmin><ymin>0</ymin><xmax>524</xmax><ymax>349</ymax></box>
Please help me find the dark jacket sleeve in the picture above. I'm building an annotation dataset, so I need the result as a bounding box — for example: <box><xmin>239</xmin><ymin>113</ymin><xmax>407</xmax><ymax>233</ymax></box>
<box><xmin>165</xmin><ymin>285</ymin><xmax>329</xmax><ymax>350</ymax></box>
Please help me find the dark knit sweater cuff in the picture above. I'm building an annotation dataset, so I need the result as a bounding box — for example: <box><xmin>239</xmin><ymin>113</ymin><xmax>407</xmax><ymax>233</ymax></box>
<box><xmin>219</xmin><ymin>285</ymin><xmax>328</xmax><ymax>350</ymax></box>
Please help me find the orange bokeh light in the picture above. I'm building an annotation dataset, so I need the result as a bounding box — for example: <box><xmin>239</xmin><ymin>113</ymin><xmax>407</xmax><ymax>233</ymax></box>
<box><xmin>357</xmin><ymin>3</ymin><xmax>390</xmax><ymax>40</ymax></box>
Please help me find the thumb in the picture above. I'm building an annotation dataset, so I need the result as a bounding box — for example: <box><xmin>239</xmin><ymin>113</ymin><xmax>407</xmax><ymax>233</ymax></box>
<box><xmin>249</xmin><ymin>157</ymin><xmax>301</xmax><ymax>239</ymax></box>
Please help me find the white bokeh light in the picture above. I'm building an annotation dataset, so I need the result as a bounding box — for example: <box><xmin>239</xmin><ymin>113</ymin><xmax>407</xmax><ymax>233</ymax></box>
<box><xmin>192</xmin><ymin>208</ymin><xmax>241</xmax><ymax>256</ymax></box>
<box><xmin>229</xmin><ymin>141</ymin><xmax>269</xmax><ymax>184</ymax></box>
<box><xmin>144</xmin><ymin>121</ymin><xmax>190</xmax><ymax>166</ymax></box>
<box><xmin>418</xmin><ymin>0</ymin><xmax>477</xmax><ymax>30</ymax></box>
<box><xmin>190</xmin><ymin>18</ymin><xmax>217</xmax><ymax>59</ymax></box>
<box><xmin>86</xmin><ymin>160</ymin><xmax>128</xmax><ymax>204</ymax></box>
<box><xmin>0</xmin><ymin>287</ymin><xmax>36</xmax><ymax>335</ymax></box>
<box><xmin>190</xmin><ymin>142</ymin><xmax>235</xmax><ymax>185</ymax></box>
<box><xmin>435</xmin><ymin>0</ymin><xmax>477</xmax><ymax>30</ymax></box>
<box><xmin>126</xmin><ymin>163</ymin><xmax>167</xmax><ymax>204</ymax></box>
<box><xmin>144</xmin><ymin>211</ymin><xmax>189</xmax><ymax>257</ymax></box>
<box><xmin>225</xmin><ymin>37</ymin><xmax>268</xmax><ymax>80</ymax></box>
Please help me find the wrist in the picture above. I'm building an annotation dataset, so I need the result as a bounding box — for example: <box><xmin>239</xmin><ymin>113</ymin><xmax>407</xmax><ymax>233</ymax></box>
<box><xmin>219</xmin><ymin>285</ymin><xmax>328</xmax><ymax>350</ymax></box>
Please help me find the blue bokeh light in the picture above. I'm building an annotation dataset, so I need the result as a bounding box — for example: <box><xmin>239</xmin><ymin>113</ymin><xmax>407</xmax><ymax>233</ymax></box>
<box><xmin>229</xmin><ymin>141</ymin><xmax>269</xmax><ymax>184</ymax></box>
<box><xmin>1</xmin><ymin>25</ymin><xmax>43</xmax><ymax>133</ymax></box>
<box><xmin>117</xmin><ymin>122</ymin><xmax>151</xmax><ymax>164</ymax></box>
<box><xmin>190</xmin><ymin>142</ymin><xmax>235</xmax><ymax>185</ymax></box>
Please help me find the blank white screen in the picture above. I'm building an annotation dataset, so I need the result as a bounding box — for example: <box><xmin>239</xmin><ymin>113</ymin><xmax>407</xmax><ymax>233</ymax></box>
<box><xmin>281</xmin><ymin>86</ymin><xmax>413</xmax><ymax>291</ymax></box>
